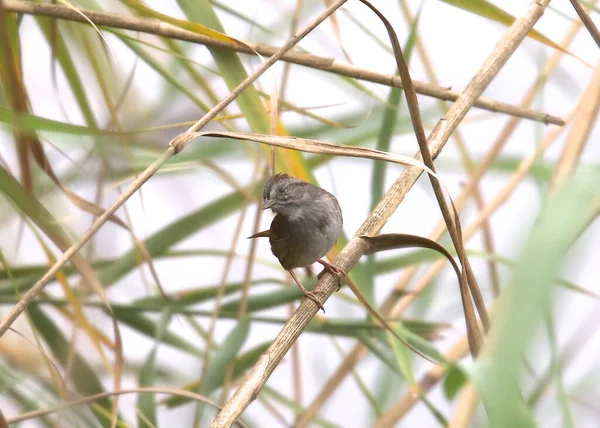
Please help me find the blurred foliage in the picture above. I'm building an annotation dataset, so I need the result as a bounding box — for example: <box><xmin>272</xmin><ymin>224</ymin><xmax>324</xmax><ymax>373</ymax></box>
<box><xmin>0</xmin><ymin>0</ymin><xmax>599</xmax><ymax>427</ymax></box>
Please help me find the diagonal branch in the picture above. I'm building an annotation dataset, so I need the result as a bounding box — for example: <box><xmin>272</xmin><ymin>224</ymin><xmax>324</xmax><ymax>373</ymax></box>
<box><xmin>295</xmin><ymin>12</ymin><xmax>585</xmax><ymax>422</ymax></box>
<box><xmin>358</xmin><ymin>0</ymin><xmax>486</xmax><ymax>357</ymax></box>
<box><xmin>1</xmin><ymin>0</ymin><xmax>564</xmax><ymax>125</ymax></box>
<box><xmin>0</xmin><ymin>0</ymin><xmax>349</xmax><ymax>336</ymax></box>
<box><xmin>569</xmin><ymin>0</ymin><xmax>600</xmax><ymax>48</ymax></box>
<box><xmin>213</xmin><ymin>0</ymin><xmax>553</xmax><ymax>426</ymax></box>
<box><xmin>551</xmin><ymin>59</ymin><xmax>600</xmax><ymax>187</ymax></box>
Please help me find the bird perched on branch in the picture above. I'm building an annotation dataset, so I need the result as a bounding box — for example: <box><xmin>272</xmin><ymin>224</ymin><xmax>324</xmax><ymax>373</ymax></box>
<box><xmin>249</xmin><ymin>173</ymin><xmax>345</xmax><ymax>312</ymax></box>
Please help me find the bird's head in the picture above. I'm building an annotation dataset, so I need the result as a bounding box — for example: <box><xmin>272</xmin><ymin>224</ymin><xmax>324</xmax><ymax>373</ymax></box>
<box><xmin>262</xmin><ymin>173</ymin><xmax>305</xmax><ymax>215</ymax></box>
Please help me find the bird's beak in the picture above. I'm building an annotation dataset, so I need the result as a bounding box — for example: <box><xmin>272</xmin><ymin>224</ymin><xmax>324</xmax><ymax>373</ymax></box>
<box><xmin>262</xmin><ymin>199</ymin><xmax>275</xmax><ymax>210</ymax></box>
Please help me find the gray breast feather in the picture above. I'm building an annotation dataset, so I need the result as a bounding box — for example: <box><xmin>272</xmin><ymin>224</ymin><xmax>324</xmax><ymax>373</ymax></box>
<box><xmin>269</xmin><ymin>186</ymin><xmax>342</xmax><ymax>269</ymax></box>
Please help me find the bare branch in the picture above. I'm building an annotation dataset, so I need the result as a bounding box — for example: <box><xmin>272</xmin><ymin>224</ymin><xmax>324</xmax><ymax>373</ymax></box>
<box><xmin>295</xmin><ymin>8</ymin><xmax>585</xmax><ymax>423</ymax></box>
<box><xmin>551</xmin><ymin>59</ymin><xmax>600</xmax><ymax>187</ymax></box>
<box><xmin>0</xmin><ymin>0</ymin><xmax>347</xmax><ymax>337</ymax></box>
<box><xmin>214</xmin><ymin>0</ymin><xmax>553</xmax><ymax>427</ymax></box>
<box><xmin>569</xmin><ymin>0</ymin><xmax>600</xmax><ymax>48</ymax></box>
<box><xmin>2</xmin><ymin>0</ymin><xmax>564</xmax><ymax>125</ymax></box>
<box><xmin>6</xmin><ymin>387</ymin><xmax>247</xmax><ymax>428</ymax></box>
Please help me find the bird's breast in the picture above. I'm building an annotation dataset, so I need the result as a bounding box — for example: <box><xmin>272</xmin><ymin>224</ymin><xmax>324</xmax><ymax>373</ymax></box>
<box><xmin>269</xmin><ymin>210</ymin><xmax>342</xmax><ymax>270</ymax></box>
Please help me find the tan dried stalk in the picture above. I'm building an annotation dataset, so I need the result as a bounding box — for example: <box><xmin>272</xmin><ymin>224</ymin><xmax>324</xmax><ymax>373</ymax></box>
<box><xmin>6</xmin><ymin>387</ymin><xmax>245</xmax><ymax>427</ymax></box>
<box><xmin>0</xmin><ymin>0</ymin><xmax>348</xmax><ymax>337</ymax></box>
<box><xmin>569</xmin><ymin>0</ymin><xmax>600</xmax><ymax>48</ymax></box>
<box><xmin>295</xmin><ymin>10</ymin><xmax>586</xmax><ymax>422</ymax></box>
<box><xmin>399</xmin><ymin>0</ymin><xmax>500</xmax><ymax>296</ymax></box>
<box><xmin>371</xmin><ymin>115</ymin><xmax>575</xmax><ymax>427</ymax></box>
<box><xmin>448</xmin><ymin>383</ymin><xmax>480</xmax><ymax>428</ymax></box>
<box><xmin>551</xmin><ymin>59</ymin><xmax>600</xmax><ymax>187</ymax></box>
<box><xmin>1</xmin><ymin>0</ymin><xmax>564</xmax><ymax>124</ymax></box>
<box><xmin>214</xmin><ymin>1</ymin><xmax>553</xmax><ymax>426</ymax></box>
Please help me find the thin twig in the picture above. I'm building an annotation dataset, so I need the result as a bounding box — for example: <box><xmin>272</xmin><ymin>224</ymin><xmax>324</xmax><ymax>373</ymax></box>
<box><xmin>398</xmin><ymin>0</ymin><xmax>500</xmax><ymax>297</ymax></box>
<box><xmin>372</xmin><ymin>336</ymin><xmax>470</xmax><ymax>428</ymax></box>
<box><xmin>6</xmin><ymin>387</ymin><xmax>247</xmax><ymax>428</ymax></box>
<box><xmin>0</xmin><ymin>0</ymin><xmax>347</xmax><ymax>337</ymax></box>
<box><xmin>551</xmin><ymin>59</ymin><xmax>600</xmax><ymax>187</ymax></box>
<box><xmin>295</xmin><ymin>0</ymin><xmax>558</xmax><ymax>423</ymax></box>
<box><xmin>214</xmin><ymin>1</ymin><xmax>553</xmax><ymax>426</ymax></box>
<box><xmin>569</xmin><ymin>0</ymin><xmax>600</xmax><ymax>48</ymax></box>
<box><xmin>357</xmin><ymin>0</ymin><xmax>485</xmax><ymax>356</ymax></box>
<box><xmin>1</xmin><ymin>0</ymin><xmax>564</xmax><ymax>125</ymax></box>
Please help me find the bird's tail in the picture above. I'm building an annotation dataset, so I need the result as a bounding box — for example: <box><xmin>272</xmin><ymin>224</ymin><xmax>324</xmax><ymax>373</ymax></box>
<box><xmin>247</xmin><ymin>230</ymin><xmax>271</xmax><ymax>239</ymax></box>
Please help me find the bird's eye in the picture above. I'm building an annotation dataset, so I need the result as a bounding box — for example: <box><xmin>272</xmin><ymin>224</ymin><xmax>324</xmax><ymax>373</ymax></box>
<box><xmin>277</xmin><ymin>187</ymin><xmax>285</xmax><ymax>194</ymax></box>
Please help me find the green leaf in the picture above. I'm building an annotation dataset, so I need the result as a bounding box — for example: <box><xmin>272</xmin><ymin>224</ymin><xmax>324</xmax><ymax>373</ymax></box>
<box><xmin>388</xmin><ymin>324</ymin><xmax>415</xmax><ymax>386</ymax></box>
<box><xmin>110</xmin><ymin>306</ymin><xmax>202</xmax><ymax>356</ymax></box>
<box><xmin>122</xmin><ymin>0</ymin><xmax>243</xmax><ymax>45</ymax></box>
<box><xmin>99</xmin><ymin>187</ymin><xmax>252</xmax><ymax>286</ymax></box>
<box><xmin>114</xmin><ymin>31</ymin><xmax>212</xmax><ymax>111</ymax></box>
<box><xmin>443</xmin><ymin>364</ymin><xmax>467</xmax><ymax>400</ymax></box>
<box><xmin>34</xmin><ymin>17</ymin><xmax>97</xmax><ymax>127</ymax></box>
<box><xmin>133</xmin><ymin>278</ymin><xmax>281</xmax><ymax>307</ymax></box>
<box><xmin>470</xmin><ymin>170</ymin><xmax>600</xmax><ymax>427</ymax></box>
<box><xmin>137</xmin><ymin>310</ymin><xmax>171</xmax><ymax>427</ymax></box>
<box><xmin>0</xmin><ymin>165</ymin><xmax>73</xmax><ymax>250</ymax></box>
<box><xmin>200</xmin><ymin>318</ymin><xmax>251</xmax><ymax>395</ymax></box>
<box><xmin>28</xmin><ymin>304</ymin><xmax>114</xmax><ymax>427</ymax></box>
<box><xmin>0</xmin><ymin>107</ymin><xmax>106</xmax><ymax>137</ymax></box>
<box><xmin>220</xmin><ymin>285</ymin><xmax>311</xmax><ymax>313</ymax></box>
<box><xmin>176</xmin><ymin>0</ymin><xmax>270</xmax><ymax>134</ymax></box>
<box><xmin>438</xmin><ymin>0</ymin><xmax>576</xmax><ymax>58</ymax></box>
<box><xmin>420</xmin><ymin>394</ymin><xmax>449</xmax><ymax>427</ymax></box>
<box><xmin>261</xmin><ymin>386</ymin><xmax>342</xmax><ymax>428</ymax></box>
<box><xmin>166</xmin><ymin>319</ymin><xmax>250</xmax><ymax>408</ymax></box>
<box><xmin>231</xmin><ymin>341</ymin><xmax>270</xmax><ymax>379</ymax></box>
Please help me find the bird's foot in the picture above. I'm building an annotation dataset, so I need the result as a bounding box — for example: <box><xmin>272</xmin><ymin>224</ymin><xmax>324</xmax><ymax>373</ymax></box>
<box><xmin>317</xmin><ymin>259</ymin><xmax>346</xmax><ymax>291</ymax></box>
<box><xmin>301</xmin><ymin>289</ymin><xmax>326</xmax><ymax>313</ymax></box>
<box><xmin>289</xmin><ymin>269</ymin><xmax>326</xmax><ymax>313</ymax></box>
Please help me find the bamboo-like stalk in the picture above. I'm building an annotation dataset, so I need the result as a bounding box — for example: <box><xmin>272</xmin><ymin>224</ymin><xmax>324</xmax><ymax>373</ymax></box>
<box><xmin>294</xmin><ymin>9</ymin><xmax>586</xmax><ymax>423</ymax></box>
<box><xmin>551</xmin><ymin>60</ymin><xmax>600</xmax><ymax>187</ymax></box>
<box><xmin>213</xmin><ymin>1</ymin><xmax>553</xmax><ymax>427</ymax></box>
<box><xmin>1</xmin><ymin>0</ymin><xmax>565</xmax><ymax>125</ymax></box>
<box><xmin>448</xmin><ymin>383</ymin><xmax>480</xmax><ymax>428</ymax></box>
<box><xmin>6</xmin><ymin>387</ymin><xmax>245</xmax><ymax>427</ymax></box>
<box><xmin>569</xmin><ymin>0</ymin><xmax>600</xmax><ymax>48</ymax></box>
<box><xmin>0</xmin><ymin>0</ymin><xmax>349</xmax><ymax>336</ymax></box>
<box><xmin>372</xmin><ymin>114</ymin><xmax>574</xmax><ymax>427</ymax></box>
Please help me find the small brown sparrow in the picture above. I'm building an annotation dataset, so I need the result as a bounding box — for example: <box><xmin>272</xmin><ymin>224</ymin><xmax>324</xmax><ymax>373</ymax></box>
<box><xmin>249</xmin><ymin>174</ymin><xmax>345</xmax><ymax>311</ymax></box>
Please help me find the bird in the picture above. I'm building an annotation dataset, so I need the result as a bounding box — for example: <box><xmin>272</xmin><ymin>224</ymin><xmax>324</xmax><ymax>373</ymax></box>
<box><xmin>248</xmin><ymin>173</ymin><xmax>345</xmax><ymax>312</ymax></box>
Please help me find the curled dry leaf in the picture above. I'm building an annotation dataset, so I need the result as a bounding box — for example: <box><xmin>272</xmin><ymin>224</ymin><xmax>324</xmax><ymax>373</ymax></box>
<box><xmin>360</xmin><ymin>233</ymin><xmax>461</xmax><ymax>281</ymax></box>
<box><xmin>169</xmin><ymin>131</ymin><xmax>438</xmax><ymax>178</ymax></box>
<box><xmin>359</xmin><ymin>233</ymin><xmax>469</xmax><ymax>353</ymax></box>
<box><xmin>359</xmin><ymin>0</ymin><xmax>487</xmax><ymax>355</ymax></box>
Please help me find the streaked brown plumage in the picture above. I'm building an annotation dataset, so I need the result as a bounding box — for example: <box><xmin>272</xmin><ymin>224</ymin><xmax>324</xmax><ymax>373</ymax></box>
<box><xmin>249</xmin><ymin>173</ymin><xmax>345</xmax><ymax>312</ymax></box>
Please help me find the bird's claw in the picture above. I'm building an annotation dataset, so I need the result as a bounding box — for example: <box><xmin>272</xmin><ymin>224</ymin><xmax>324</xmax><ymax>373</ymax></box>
<box><xmin>317</xmin><ymin>260</ymin><xmax>346</xmax><ymax>291</ymax></box>
<box><xmin>302</xmin><ymin>290</ymin><xmax>325</xmax><ymax>313</ymax></box>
